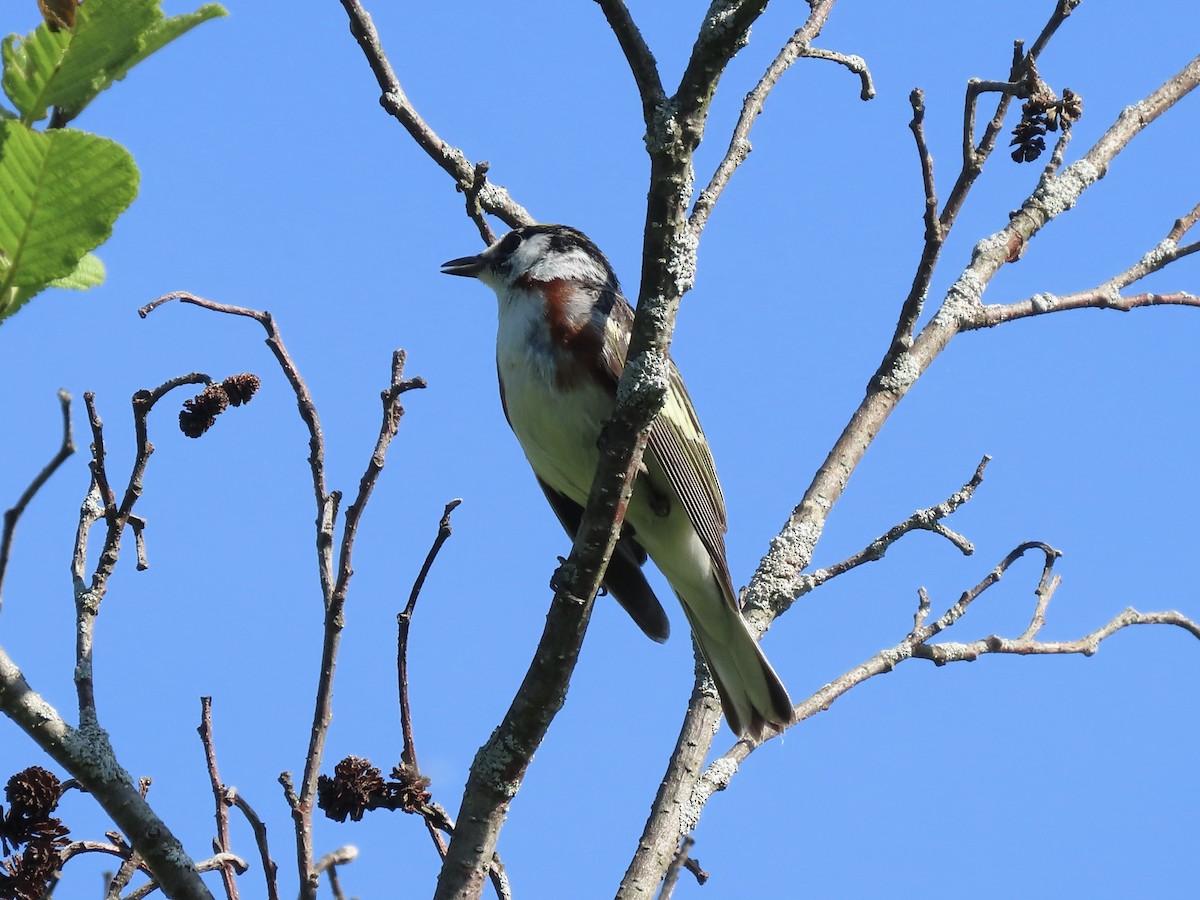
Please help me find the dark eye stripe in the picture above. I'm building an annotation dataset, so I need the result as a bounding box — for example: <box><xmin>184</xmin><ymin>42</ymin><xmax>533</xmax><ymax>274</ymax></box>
<box><xmin>497</xmin><ymin>231</ymin><xmax>522</xmax><ymax>256</ymax></box>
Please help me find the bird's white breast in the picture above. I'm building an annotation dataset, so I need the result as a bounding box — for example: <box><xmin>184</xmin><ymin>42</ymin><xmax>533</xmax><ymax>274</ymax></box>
<box><xmin>495</xmin><ymin>289</ymin><xmax>613</xmax><ymax>505</ymax></box>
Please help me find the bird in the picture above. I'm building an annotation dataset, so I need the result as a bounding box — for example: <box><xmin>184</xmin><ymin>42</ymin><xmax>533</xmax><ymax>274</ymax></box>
<box><xmin>441</xmin><ymin>224</ymin><xmax>792</xmax><ymax>739</ymax></box>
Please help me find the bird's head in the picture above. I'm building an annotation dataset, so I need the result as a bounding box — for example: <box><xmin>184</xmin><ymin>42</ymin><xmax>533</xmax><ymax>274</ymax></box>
<box><xmin>441</xmin><ymin>224</ymin><xmax>619</xmax><ymax>295</ymax></box>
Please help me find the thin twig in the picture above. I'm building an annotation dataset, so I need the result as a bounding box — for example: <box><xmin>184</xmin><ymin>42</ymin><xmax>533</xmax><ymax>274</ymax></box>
<box><xmin>398</xmin><ymin>498</ymin><xmax>461</xmax><ymax>769</ymax></box>
<box><xmin>396</xmin><ymin>498</ymin><xmax>460</xmax><ymax>868</ymax></box>
<box><xmin>198</xmin><ymin>697</ymin><xmax>240</xmax><ymax>900</ymax></box>
<box><xmin>656</xmin><ymin>835</ymin><xmax>696</xmax><ymax>900</ymax></box>
<box><xmin>691</xmin><ymin>542</ymin><xmax>1200</xmax><ymax>819</ymax></box>
<box><xmin>58</xmin><ymin>839</ymin><xmax>150</xmax><ymax>874</ymax></box>
<box><xmin>788</xmin><ymin>455</ymin><xmax>989</xmax><ymax>612</ymax></box>
<box><xmin>690</xmin><ymin>1</ymin><xmax>845</xmax><ymax>235</ymax></box>
<box><xmin>228</xmin><ymin>790</ymin><xmax>281</xmax><ymax>900</ymax></box>
<box><xmin>874</xmin><ymin>1</ymin><xmax>1076</xmax><ymax>385</ymax></box>
<box><xmin>141</xmin><ymin>292</ymin><xmax>336</xmax><ymax>609</ymax></box>
<box><xmin>74</xmin><ymin>378</ymin><xmax>209</xmax><ymax>722</ymax></box>
<box><xmin>299</xmin><ymin>349</ymin><xmax>426</xmax><ymax>870</ymax></box>
<box><xmin>463</xmin><ymin>162</ymin><xmax>498</xmax><ymax>245</ymax></box>
<box><xmin>105</xmin><ymin>835</ymin><xmax>144</xmax><ymax>900</ymax></box>
<box><xmin>142</xmin><ymin>291</ymin><xmax>366</xmax><ymax>900</ymax></box>
<box><xmin>881</xmin><ymin>88</ymin><xmax>940</xmax><ymax>357</ymax></box>
<box><xmin>801</xmin><ymin>46</ymin><xmax>874</xmax><ymax>100</ymax></box>
<box><xmin>143</xmin><ymin>295</ymin><xmax>428</xmax><ymax>900</ymax></box>
<box><xmin>123</xmin><ymin>854</ymin><xmax>249</xmax><ymax>900</ymax></box>
<box><xmin>0</xmin><ymin>390</ymin><xmax>74</xmax><ymax>608</ymax></box>
<box><xmin>335</xmin><ymin>0</ymin><xmax>533</xmax><ymax>232</ymax></box>
<box><xmin>595</xmin><ymin>0</ymin><xmax>666</xmax><ymax>120</ymax></box>
<box><xmin>316</xmin><ymin>845</ymin><xmax>357</xmax><ymax>900</ymax></box>
<box><xmin>975</xmin><ymin>199</ymin><xmax>1200</xmax><ymax>326</ymax></box>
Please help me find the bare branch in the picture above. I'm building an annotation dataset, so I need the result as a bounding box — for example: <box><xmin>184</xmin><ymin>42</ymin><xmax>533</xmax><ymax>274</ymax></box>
<box><xmin>691</xmin><ymin>1</ymin><xmax>846</xmax><ymax>234</ymax></box>
<box><xmin>315</xmin><ymin>845</ymin><xmax>358</xmax><ymax>873</ymax></box>
<box><xmin>335</xmin><ymin>0</ymin><xmax>533</xmax><ymax>232</ymax></box>
<box><xmin>228</xmin><ymin>790</ymin><xmax>280</xmax><ymax>900</ymax></box>
<box><xmin>74</xmin><ymin>378</ymin><xmax>208</xmax><ymax>721</ymax></box>
<box><xmin>142</xmin><ymin>293</ymin><xmax>422</xmax><ymax>899</ymax></box>
<box><xmin>141</xmin><ymin>292</ymin><xmax>337</xmax><ymax>610</ymax></box>
<box><xmin>791</xmin><ymin>455</ymin><xmax>989</xmax><ymax>604</ymax></box>
<box><xmin>316</xmin><ymin>845</ymin><xmax>357</xmax><ymax>900</ymax></box>
<box><xmin>755</xmin><ymin>51</ymin><xmax>1200</xmax><ymax>630</ymax></box>
<box><xmin>463</xmin><ymin>161</ymin><xmax>498</xmax><ymax>245</ymax></box>
<box><xmin>628</xmin><ymin>50</ymin><xmax>1200</xmax><ymax>885</ymax></box>
<box><xmin>873</xmin><ymin>2</ymin><xmax>1080</xmax><ymax>384</ymax></box>
<box><xmin>975</xmin><ymin>199</ymin><xmax>1200</xmax><ymax>326</ymax></box>
<box><xmin>123</xmin><ymin>854</ymin><xmax>249</xmax><ymax>900</ymax></box>
<box><xmin>106</xmin><ymin>831</ymin><xmax>145</xmax><ymax>900</ymax></box>
<box><xmin>294</xmin><ymin>349</ymin><xmax>426</xmax><ymax>877</ymax></box>
<box><xmin>397</xmin><ymin>499</ymin><xmax>461</xmax><ymax>864</ymax></box>
<box><xmin>433</xmin><ymin>6</ymin><xmax>791</xmax><ymax>891</ymax></box>
<box><xmin>880</xmin><ymin>89</ymin><xmax>940</xmax><ymax>356</ymax></box>
<box><xmin>0</xmin><ymin>389</ymin><xmax>74</xmax><ymax>608</ymax></box>
<box><xmin>691</xmin><ymin>542</ymin><xmax>1199</xmax><ymax>819</ymax></box>
<box><xmin>198</xmin><ymin>697</ymin><xmax>240</xmax><ymax>900</ymax></box>
<box><xmin>802</xmin><ymin>46</ymin><xmax>874</xmax><ymax>100</ymax></box>
<box><xmin>0</xmin><ymin>646</ymin><xmax>210</xmax><ymax>898</ymax></box>
<box><xmin>595</xmin><ymin>0</ymin><xmax>666</xmax><ymax>116</ymax></box>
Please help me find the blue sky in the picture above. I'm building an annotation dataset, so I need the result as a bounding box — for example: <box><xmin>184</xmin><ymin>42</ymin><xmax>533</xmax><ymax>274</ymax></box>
<box><xmin>2</xmin><ymin>1</ymin><xmax>1198</xmax><ymax>897</ymax></box>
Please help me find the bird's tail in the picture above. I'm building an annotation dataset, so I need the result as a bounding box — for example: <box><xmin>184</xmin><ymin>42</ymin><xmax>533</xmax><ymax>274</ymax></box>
<box><xmin>679</xmin><ymin>587</ymin><xmax>792</xmax><ymax>740</ymax></box>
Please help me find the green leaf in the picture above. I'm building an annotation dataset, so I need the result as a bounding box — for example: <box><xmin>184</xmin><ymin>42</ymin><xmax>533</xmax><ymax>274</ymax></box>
<box><xmin>2</xmin><ymin>0</ymin><xmax>227</xmax><ymax>126</ymax></box>
<box><xmin>1</xmin><ymin>26</ymin><xmax>72</xmax><ymax>124</ymax></box>
<box><xmin>42</xmin><ymin>0</ymin><xmax>162</xmax><ymax>122</ymax></box>
<box><xmin>49</xmin><ymin>251</ymin><xmax>105</xmax><ymax>289</ymax></box>
<box><xmin>0</xmin><ymin>122</ymin><xmax>138</xmax><ymax>323</ymax></box>
<box><xmin>0</xmin><ymin>253</ymin><xmax>106</xmax><ymax>322</ymax></box>
<box><xmin>110</xmin><ymin>4</ymin><xmax>229</xmax><ymax>86</ymax></box>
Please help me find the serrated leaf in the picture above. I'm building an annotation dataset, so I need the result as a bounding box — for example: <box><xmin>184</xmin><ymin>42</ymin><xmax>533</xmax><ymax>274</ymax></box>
<box><xmin>1</xmin><ymin>26</ymin><xmax>72</xmax><ymax>124</ymax></box>
<box><xmin>49</xmin><ymin>250</ymin><xmax>104</xmax><ymax>289</ymax></box>
<box><xmin>0</xmin><ymin>253</ymin><xmax>105</xmax><ymax>322</ymax></box>
<box><xmin>109</xmin><ymin>4</ymin><xmax>228</xmax><ymax>88</ymax></box>
<box><xmin>47</xmin><ymin>0</ymin><xmax>161</xmax><ymax>120</ymax></box>
<box><xmin>2</xmin><ymin>0</ymin><xmax>227</xmax><ymax>126</ymax></box>
<box><xmin>0</xmin><ymin>122</ymin><xmax>137</xmax><ymax>307</ymax></box>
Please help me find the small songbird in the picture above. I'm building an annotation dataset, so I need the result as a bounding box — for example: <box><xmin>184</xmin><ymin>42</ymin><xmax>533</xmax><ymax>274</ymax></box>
<box><xmin>441</xmin><ymin>224</ymin><xmax>791</xmax><ymax>739</ymax></box>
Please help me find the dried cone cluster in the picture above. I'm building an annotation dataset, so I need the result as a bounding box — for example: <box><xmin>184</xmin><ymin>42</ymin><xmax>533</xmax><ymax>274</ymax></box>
<box><xmin>179</xmin><ymin>373</ymin><xmax>261</xmax><ymax>438</ymax></box>
<box><xmin>1011</xmin><ymin>87</ymin><xmax>1083</xmax><ymax>162</ymax></box>
<box><xmin>317</xmin><ymin>756</ymin><xmax>432</xmax><ymax>823</ymax></box>
<box><xmin>0</xmin><ymin>768</ymin><xmax>69</xmax><ymax>900</ymax></box>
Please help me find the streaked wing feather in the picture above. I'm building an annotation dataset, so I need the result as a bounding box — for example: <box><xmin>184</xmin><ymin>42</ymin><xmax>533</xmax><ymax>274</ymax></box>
<box><xmin>599</xmin><ymin>295</ymin><xmax>734</xmax><ymax>606</ymax></box>
<box><xmin>646</xmin><ymin>361</ymin><xmax>733</xmax><ymax>594</ymax></box>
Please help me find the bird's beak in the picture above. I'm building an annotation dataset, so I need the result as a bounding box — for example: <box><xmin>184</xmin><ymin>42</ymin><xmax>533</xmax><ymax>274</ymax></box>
<box><xmin>440</xmin><ymin>254</ymin><xmax>487</xmax><ymax>278</ymax></box>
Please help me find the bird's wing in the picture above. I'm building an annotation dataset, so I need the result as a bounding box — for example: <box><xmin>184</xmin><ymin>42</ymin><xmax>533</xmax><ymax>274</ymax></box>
<box><xmin>535</xmin><ymin>478</ymin><xmax>670</xmax><ymax>643</ymax></box>
<box><xmin>599</xmin><ymin>295</ymin><xmax>735</xmax><ymax>604</ymax></box>
<box><xmin>645</xmin><ymin>360</ymin><xmax>733</xmax><ymax>594</ymax></box>
<box><xmin>497</xmin><ymin>349</ymin><xmax>670</xmax><ymax>642</ymax></box>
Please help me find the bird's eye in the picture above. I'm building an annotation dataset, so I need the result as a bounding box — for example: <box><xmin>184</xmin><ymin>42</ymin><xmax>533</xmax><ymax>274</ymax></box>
<box><xmin>496</xmin><ymin>231</ymin><xmax>522</xmax><ymax>257</ymax></box>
